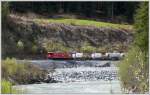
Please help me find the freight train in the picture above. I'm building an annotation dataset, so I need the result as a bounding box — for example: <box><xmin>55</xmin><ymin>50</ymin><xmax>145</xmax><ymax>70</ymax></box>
<box><xmin>47</xmin><ymin>52</ymin><xmax>125</xmax><ymax>60</ymax></box>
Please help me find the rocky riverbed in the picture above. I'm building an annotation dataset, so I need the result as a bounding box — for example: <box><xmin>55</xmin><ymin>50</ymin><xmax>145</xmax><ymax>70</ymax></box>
<box><xmin>50</xmin><ymin>67</ymin><xmax>118</xmax><ymax>82</ymax></box>
<box><xmin>14</xmin><ymin>60</ymin><xmax>122</xmax><ymax>94</ymax></box>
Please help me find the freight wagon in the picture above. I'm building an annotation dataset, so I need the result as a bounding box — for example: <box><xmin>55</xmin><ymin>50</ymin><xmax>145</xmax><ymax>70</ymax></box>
<box><xmin>106</xmin><ymin>52</ymin><xmax>125</xmax><ymax>60</ymax></box>
<box><xmin>91</xmin><ymin>53</ymin><xmax>103</xmax><ymax>59</ymax></box>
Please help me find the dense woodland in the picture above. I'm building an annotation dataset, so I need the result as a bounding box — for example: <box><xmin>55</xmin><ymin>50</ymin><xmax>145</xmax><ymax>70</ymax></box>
<box><xmin>8</xmin><ymin>2</ymin><xmax>139</xmax><ymax>23</ymax></box>
<box><xmin>1</xmin><ymin>1</ymin><xmax>149</xmax><ymax>94</ymax></box>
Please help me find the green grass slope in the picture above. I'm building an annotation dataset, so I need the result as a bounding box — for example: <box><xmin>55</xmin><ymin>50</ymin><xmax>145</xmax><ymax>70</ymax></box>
<box><xmin>34</xmin><ymin>18</ymin><xmax>133</xmax><ymax>30</ymax></box>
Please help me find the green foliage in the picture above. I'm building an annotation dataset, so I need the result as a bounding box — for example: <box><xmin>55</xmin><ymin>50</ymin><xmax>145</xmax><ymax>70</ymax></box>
<box><xmin>2</xmin><ymin>58</ymin><xmax>48</xmax><ymax>84</ymax></box>
<box><xmin>97</xmin><ymin>47</ymin><xmax>107</xmax><ymax>53</ymax></box>
<box><xmin>17</xmin><ymin>40</ymin><xmax>24</xmax><ymax>50</ymax></box>
<box><xmin>96</xmin><ymin>43</ymin><xmax>126</xmax><ymax>53</ymax></box>
<box><xmin>2</xmin><ymin>2</ymin><xmax>9</xmax><ymax>23</ymax></box>
<box><xmin>35</xmin><ymin>18</ymin><xmax>132</xmax><ymax>30</ymax></box>
<box><xmin>2</xmin><ymin>58</ymin><xmax>17</xmax><ymax>79</ymax></box>
<box><xmin>31</xmin><ymin>44</ymin><xmax>38</xmax><ymax>54</ymax></box>
<box><xmin>134</xmin><ymin>2</ymin><xmax>149</xmax><ymax>52</ymax></box>
<box><xmin>1</xmin><ymin>79</ymin><xmax>18</xmax><ymax>94</ymax></box>
<box><xmin>119</xmin><ymin>46</ymin><xmax>148</xmax><ymax>93</ymax></box>
<box><xmin>43</xmin><ymin>40</ymin><xmax>71</xmax><ymax>52</ymax></box>
<box><xmin>119</xmin><ymin>2</ymin><xmax>149</xmax><ymax>93</ymax></box>
<box><xmin>43</xmin><ymin>40</ymin><xmax>127</xmax><ymax>53</ymax></box>
<box><xmin>80</xmin><ymin>42</ymin><xmax>96</xmax><ymax>53</ymax></box>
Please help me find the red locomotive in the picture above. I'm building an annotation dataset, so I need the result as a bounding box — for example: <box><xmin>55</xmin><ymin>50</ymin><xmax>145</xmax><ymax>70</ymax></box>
<box><xmin>47</xmin><ymin>52</ymin><xmax>71</xmax><ymax>59</ymax></box>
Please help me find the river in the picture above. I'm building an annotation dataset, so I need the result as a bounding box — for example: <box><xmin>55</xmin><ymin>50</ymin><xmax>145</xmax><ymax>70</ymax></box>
<box><xmin>14</xmin><ymin>60</ymin><xmax>122</xmax><ymax>94</ymax></box>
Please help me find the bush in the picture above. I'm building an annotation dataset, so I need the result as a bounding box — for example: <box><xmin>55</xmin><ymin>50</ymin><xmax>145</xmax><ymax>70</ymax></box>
<box><xmin>119</xmin><ymin>46</ymin><xmax>148</xmax><ymax>93</ymax></box>
<box><xmin>2</xmin><ymin>2</ymin><xmax>9</xmax><ymax>24</ymax></box>
<box><xmin>43</xmin><ymin>40</ymin><xmax>71</xmax><ymax>52</ymax></box>
<box><xmin>2</xmin><ymin>58</ymin><xmax>49</xmax><ymax>84</ymax></box>
<box><xmin>17</xmin><ymin>40</ymin><xmax>24</xmax><ymax>49</ymax></box>
<box><xmin>1</xmin><ymin>79</ymin><xmax>18</xmax><ymax>94</ymax></box>
<box><xmin>80</xmin><ymin>42</ymin><xmax>96</xmax><ymax>53</ymax></box>
<box><xmin>31</xmin><ymin>44</ymin><xmax>38</xmax><ymax>54</ymax></box>
<box><xmin>1</xmin><ymin>58</ymin><xmax>18</xmax><ymax>80</ymax></box>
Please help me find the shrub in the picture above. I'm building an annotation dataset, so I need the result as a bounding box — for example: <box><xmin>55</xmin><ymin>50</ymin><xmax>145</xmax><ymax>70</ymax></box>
<box><xmin>119</xmin><ymin>46</ymin><xmax>148</xmax><ymax>93</ymax></box>
<box><xmin>1</xmin><ymin>58</ymin><xmax>18</xmax><ymax>80</ymax></box>
<box><xmin>1</xmin><ymin>79</ymin><xmax>18</xmax><ymax>94</ymax></box>
<box><xmin>17</xmin><ymin>40</ymin><xmax>24</xmax><ymax>50</ymax></box>
<box><xmin>2</xmin><ymin>58</ymin><xmax>49</xmax><ymax>84</ymax></box>
<box><xmin>80</xmin><ymin>42</ymin><xmax>96</xmax><ymax>53</ymax></box>
<box><xmin>43</xmin><ymin>40</ymin><xmax>70</xmax><ymax>52</ymax></box>
<box><xmin>31</xmin><ymin>44</ymin><xmax>38</xmax><ymax>54</ymax></box>
<box><xmin>2</xmin><ymin>2</ymin><xmax>9</xmax><ymax>24</ymax></box>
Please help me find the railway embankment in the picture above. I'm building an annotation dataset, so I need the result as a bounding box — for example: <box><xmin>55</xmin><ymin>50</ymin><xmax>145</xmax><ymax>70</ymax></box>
<box><xmin>2</xmin><ymin>14</ymin><xmax>133</xmax><ymax>59</ymax></box>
